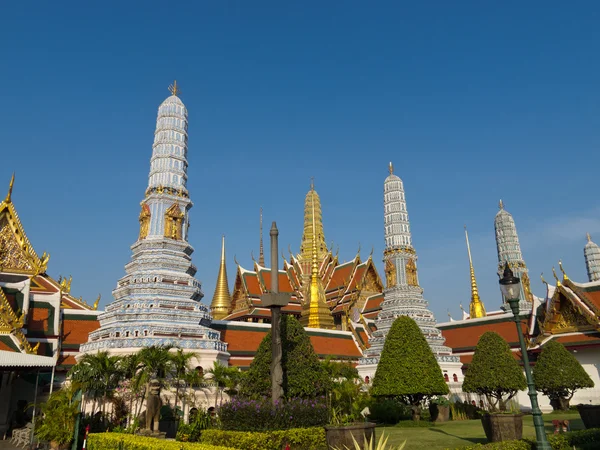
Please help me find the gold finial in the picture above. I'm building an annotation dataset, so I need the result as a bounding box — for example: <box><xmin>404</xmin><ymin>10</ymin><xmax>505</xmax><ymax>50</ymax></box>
<box><xmin>310</xmin><ymin>177</ymin><xmax>315</xmax><ymax>191</ymax></box>
<box><xmin>459</xmin><ymin>302</ymin><xmax>464</xmax><ymax>312</ymax></box>
<box><xmin>389</xmin><ymin>162</ymin><xmax>394</xmax><ymax>175</ymax></box>
<box><xmin>447</xmin><ymin>309</ymin><xmax>452</xmax><ymax>320</ymax></box>
<box><xmin>168</xmin><ymin>80</ymin><xmax>180</xmax><ymax>97</ymax></box>
<box><xmin>587</xmin><ymin>232</ymin><xmax>592</xmax><ymax>242</ymax></box>
<box><xmin>5</xmin><ymin>173</ymin><xmax>15</xmax><ymax>203</ymax></box>
<box><xmin>552</xmin><ymin>267</ymin><xmax>561</xmax><ymax>285</ymax></box>
<box><xmin>499</xmin><ymin>199</ymin><xmax>504</xmax><ymax>210</ymax></box>
<box><xmin>464</xmin><ymin>225</ymin><xmax>486</xmax><ymax>318</ymax></box>
<box><xmin>558</xmin><ymin>260</ymin><xmax>568</xmax><ymax>280</ymax></box>
<box><xmin>93</xmin><ymin>294</ymin><xmax>101</xmax><ymax>310</ymax></box>
<box><xmin>540</xmin><ymin>273</ymin><xmax>548</xmax><ymax>285</ymax></box>
<box><xmin>357</xmin><ymin>242</ymin><xmax>361</xmax><ymax>257</ymax></box>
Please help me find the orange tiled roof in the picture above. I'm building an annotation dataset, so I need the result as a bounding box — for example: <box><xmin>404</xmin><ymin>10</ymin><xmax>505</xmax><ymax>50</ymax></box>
<box><xmin>62</xmin><ymin>319</ymin><xmax>100</xmax><ymax>346</ymax></box>
<box><xmin>28</xmin><ymin>307</ymin><xmax>50</xmax><ymax>333</ymax></box>
<box><xmin>326</xmin><ymin>261</ymin><xmax>356</xmax><ymax>291</ymax></box>
<box><xmin>309</xmin><ymin>335</ymin><xmax>362</xmax><ymax>358</ymax></box>
<box><xmin>549</xmin><ymin>332</ymin><xmax>600</xmax><ymax>346</ymax></box>
<box><xmin>441</xmin><ymin>316</ymin><xmax>527</xmax><ymax>351</ymax></box>
<box><xmin>260</xmin><ymin>271</ymin><xmax>294</xmax><ymax>293</ymax></box>
<box><xmin>58</xmin><ymin>354</ymin><xmax>77</xmax><ymax>367</ymax></box>
<box><xmin>582</xmin><ymin>287</ymin><xmax>600</xmax><ymax>311</ymax></box>
<box><xmin>0</xmin><ymin>339</ymin><xmax>17</xmax><ymax>352</ymax></box>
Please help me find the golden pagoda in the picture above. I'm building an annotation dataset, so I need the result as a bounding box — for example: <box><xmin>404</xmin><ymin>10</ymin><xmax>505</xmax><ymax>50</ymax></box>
<box><xmin>210</xmin><ymin>235</ymin><xmax>231</xmax><ymax>320</ymax></box>
<box><xmin>300</xmin><ymin>188</ymin><xmax>335</xmax><ymax>329</ymax></box>
<box><xmin>464</xmin><ymin>226</ymin><xmax>486</xmax><ymax>318</ymax></box>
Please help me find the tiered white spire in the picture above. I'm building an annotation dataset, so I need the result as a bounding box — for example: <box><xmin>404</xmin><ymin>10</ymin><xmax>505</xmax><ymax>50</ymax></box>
<box><xmin>494</xmin><ymin>200</ymin><xmax>532</xmax><ymax>307</ymax></box>
<box><xmin>359</xmin><ymin>163</ymin><xmax>459</xmax><ymax>371</ymax></box>
<box><xmin>584</xmin><ymin>233</ymin><xmax>600</xmax><ymax>282</ymax></box>
<box><xmin>81</xmin><ymin>84</ymin><xmax>228</xmax><ymax>357</ymax></box>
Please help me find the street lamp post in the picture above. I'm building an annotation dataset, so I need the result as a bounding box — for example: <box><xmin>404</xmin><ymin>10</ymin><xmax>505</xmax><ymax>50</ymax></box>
<box><xmin>499</xmin><ymin>262</ymin><xmax>551</xmax><ymax>450</ymax></box>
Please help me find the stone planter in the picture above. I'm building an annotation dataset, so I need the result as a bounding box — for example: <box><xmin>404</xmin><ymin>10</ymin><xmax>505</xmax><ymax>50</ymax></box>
<box><xmin>429</xmin><ymin>404</ymin><xmax>450</xmax><ymax>423</ymax></box>
<box><xmin>577</xmin><ymin>404</ymin><xmax>600</xmax><ymax>429</ymax></box>
<box><xmin>480</xmin><ymin>413</ymin><xmax>523</xmax><ymax>442</ymax></box>
<box><xmin>324</xmin><ymin>422</ymin><xmax>376</xmax><ymax>449</ymax></box>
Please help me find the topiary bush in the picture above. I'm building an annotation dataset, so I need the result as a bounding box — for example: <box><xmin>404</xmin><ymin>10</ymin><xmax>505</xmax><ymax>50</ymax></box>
<box><xmin>240</xmin><ymin>315</ymin><xmax>330</xmax><ymax>399</ymax></box>
<box><xmin>371</xmin><ymin>316</ymin><xmax>448</xmax><ymax>420</ymax></box>
<box><xmin>368</xmin><ymin>399</ymin><xmax>411</xmax><ymax>424</ymax></box>
<box><xmin>532</xmin><ymin>340</ymin><xmax>594</xmax><ymax>410</ymax></box>
<box><xmin>218</xmin><ymin>397</ymin><xmax>328</xmax><ymax>431</ymax></box>
<box><xmin>462</xmin><ymin>332</ymin><xmax>526</xmax><ymax>412</ymax></box>
<box><xmin>201</xmin><ymin>427</ymin><xmax>327</xmax><ymax>450</ymax></box>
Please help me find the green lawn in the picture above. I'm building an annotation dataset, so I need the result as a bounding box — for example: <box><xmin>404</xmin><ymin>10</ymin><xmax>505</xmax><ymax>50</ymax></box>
<box><xmin>377</xmin><ymin>411</ymin><xmax>583</xmax><ymax>450</ymax></box>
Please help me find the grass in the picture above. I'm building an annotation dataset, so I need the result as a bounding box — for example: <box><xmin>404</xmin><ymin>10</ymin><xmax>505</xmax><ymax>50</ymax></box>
<box><xmin>377</xmin><ymin>411</ymin><xmax>583</xmax><ymax>450</ymax></box>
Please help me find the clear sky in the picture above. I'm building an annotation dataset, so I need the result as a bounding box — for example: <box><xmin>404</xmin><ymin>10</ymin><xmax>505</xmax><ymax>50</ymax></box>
<box><xmin>1</xmin><ymin>1</ymin><xmax>599</xmax><ymax>322</ymax></box>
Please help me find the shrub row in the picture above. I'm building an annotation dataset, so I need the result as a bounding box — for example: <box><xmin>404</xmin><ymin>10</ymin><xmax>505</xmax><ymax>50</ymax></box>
<box><xmin>459</xmin><ymin>428</ymin><xmax>600</xmax><ymax>450</ymax></box>
<box><xmin>218</xmin><ymin>397</ymin><xmax>328</xmax><ymax>431</ymax></box>
<box><xmin>87</xmin><ymin>433</ymin><xmax>234</xmax><ymax>450</ymax></box>
<box><xmin>201</xmin><ymin>427</ymin><xmax>327</xmax><ymax>450</ymax></box>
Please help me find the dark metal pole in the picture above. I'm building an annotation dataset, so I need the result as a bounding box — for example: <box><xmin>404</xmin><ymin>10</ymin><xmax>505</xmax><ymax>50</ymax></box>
<box><xmin>270</xmin><ymin>222</ymin><xmax>284</xmax><ymax>405</ymax></box>
<box><xmin>508</xmin><ymin>299</ymin><xmax>551</xmax><ymax>450</ymax></box>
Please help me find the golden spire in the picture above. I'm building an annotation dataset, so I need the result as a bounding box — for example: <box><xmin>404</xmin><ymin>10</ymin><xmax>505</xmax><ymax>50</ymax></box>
<box><xmin>5</xmin><ymin>173</ymin><xmax>14</xmax><ymax>203</ymax></box>
<box><xmin>168</xmin><ymin>80</ymin><xmax>180</xmax><ymax>97</ymax></box>
<box><xmin>300</xmin><ymin>179</ymin><xmax>327</xmax><ymax>261</ymax></box>
<box><xmin>389</xmin><ymin>162</ymin><xmax>394</xmax><ymax>175</ymax></box>
<box><xmin>301</xmin><ymin>190</ymin><xmax>334</xmax><ymax>329</ymax></box>
<box><xmin>464</xmin><ymin>226</ymin><xmax>486</xmax><ymax>318</ymax></box>
<box><xmin>210</xmin><ymin>235</ymin><xmax>231</xmax><ymax>320</ymax></box>
<box><xmin>258</xmin><ymin>207</ymin><xmax>265</xmax><ymax>266</ymax></box>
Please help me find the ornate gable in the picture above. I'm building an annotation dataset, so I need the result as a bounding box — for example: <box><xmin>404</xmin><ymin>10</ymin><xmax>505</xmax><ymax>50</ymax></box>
<box><xmin>0</xmin><ymin>193</ymin><xmax>49</xmax><ymax>275</ymax></box>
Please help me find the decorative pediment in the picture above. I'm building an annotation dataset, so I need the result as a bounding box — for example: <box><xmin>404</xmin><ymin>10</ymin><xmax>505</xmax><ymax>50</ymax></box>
<box><xmin>542</xmin><ymin>285</ymin><xmax>598</xmax><ymax>336</ymax></box>
<box><xmin>0</xmin><ymin>192</ymin><xmax>49</xmax><ymax>275</ymax></box>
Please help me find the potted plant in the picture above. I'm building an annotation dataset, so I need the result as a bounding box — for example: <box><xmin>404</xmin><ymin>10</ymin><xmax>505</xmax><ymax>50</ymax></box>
<box><xmin>463</xmin><ymin>332</ymin><xmax>526</xmax><ymax>442</ymax></box>
<box><xmin>35</xmin><ymin>386</ymin><xmax>81</xmax><ymax>450</ymax></box>
<box><xmin>532</xmin><ymin>340</ymin><xmax>595</xmax><ymax>411</ymax></box>
<box><xmin>429</xmin><ymin>396</ymin><xmax>450</xmax><ymax>423</ymax></box>
<box><xmin>324</xmin><ymin>362</ymin><xmax>375</xmax><ymax>450</ymax></box>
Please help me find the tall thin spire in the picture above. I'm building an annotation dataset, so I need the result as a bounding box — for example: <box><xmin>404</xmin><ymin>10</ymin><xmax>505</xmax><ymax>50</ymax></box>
<box><xmin>494</xmin><ymin>200</ymin><xmax>531</xmax><ymax>305</ymax></box>
<box><xmin>584</xmin><ymin>233</ymin><xmax>600</xmax><ymax>282</ymax></box>
<box><xmin>301</xmin><ymin>189</ymin><xmax>334</xmax><ymax>329</ymax></box>
<box><xmin>211</xmin><ymin>235</ymin><xmax>231</xmax><ymax>320</ymax></box>
<box><xmin>464</xmin><ymin>226</ymin><xmax>486</xmax><ymax>318</ymax></box>
<box><xmin>259</xmin><ymin>207</ymin><xmax>265</xmax><ymax>266</ymax></box>
<box><xmin>300</xmin><ymin>180</ymin><xmax>327</xmax><ymax>261</ymax></box>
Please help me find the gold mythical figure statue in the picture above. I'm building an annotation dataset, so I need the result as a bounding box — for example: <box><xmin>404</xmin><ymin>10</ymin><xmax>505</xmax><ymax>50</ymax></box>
<box><xmin>164</xmin><ymin>203</ymin><xmax>184</xmax><ymax>240</ymax></box>
<box><xmin>406</xmin><ymin>258</ymin><xmax>418</xmax><ymax>286</ymax></box>
<box><xmin>139</xmin><ymin>204</ymin><xmax>151</xmax><ymax>240</ymax></box>
<box><xmin>385</xmin><ymin>259</ymin><xmax>397</xmax><ymax>288</ymax></box>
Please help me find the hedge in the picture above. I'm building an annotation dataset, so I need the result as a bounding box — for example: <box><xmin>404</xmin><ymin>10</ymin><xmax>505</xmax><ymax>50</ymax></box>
<box><xmin>200</xmin><ymin>427</ymin><xmax>327</xmax><ymax>450</ymax></box>
<box><xmin>87</xmin><ymin>433</ymin><xmax>234</xmax><ymax>450</ymax></box>
<box><xmin>458</xmin><ymin>428</ymin><xmax>600</xmax><ymax>450</ymax></box>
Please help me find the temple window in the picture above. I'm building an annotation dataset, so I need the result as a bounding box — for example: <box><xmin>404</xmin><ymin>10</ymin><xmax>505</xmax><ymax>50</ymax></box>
<box><xmin>452</xmin><ymin>374</ymin><xmax>458</xmax><ymax>382</ymax></box>
<box><xmin>444</xmin><ymin>373</ymin><xmax>449</xmax><ymax>382</ymax></box>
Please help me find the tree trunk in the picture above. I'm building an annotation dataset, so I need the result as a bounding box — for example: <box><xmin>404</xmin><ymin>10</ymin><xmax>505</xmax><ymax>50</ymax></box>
<box><xmin>411</xmin><ymin>404</ymin><xmax>421</xmax><ymax>421</ymax></box>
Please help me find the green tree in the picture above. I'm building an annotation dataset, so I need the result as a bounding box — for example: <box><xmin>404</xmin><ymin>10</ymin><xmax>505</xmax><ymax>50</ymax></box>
<box><xmin>207</xmin><ymin>361</ymin><xmax>240</xmax><ymax>407</ymax></box>
<box><xmin>118</xmin><ymin>353</ymin><xmax>142</xmax><ymax>426</ymax></box>
<box><xmin>68</xmin><ymin>351</ymin><xmax>122</xmax><ymax>418</ymax></box>
<box><xmin>533</xmin><ymin>340</ymin><xmax>594</xmax><ymax>410</ymax></box>
<box><xmin>240</xmin><ymin>315</ymin><xmax>330</xmax><ymax>399</ymax></box>
<box><xmin>169</xmin><ymin>348</ymin><xmax>196</xmax><ymax>417</ymax></box>
<box><xmin>35</xmin><ymin>385</ymin><xmax>81</xmax><ymax>448</ymax></box>
<box><xmin>463</xmin><ymin>331</ymin><xmax>526</xmax><ymax>411</ymax></box>
<box><xmin>371</xmin><ymin>316</ymin><xmax>448</xmax><ymax>420</ymax></box>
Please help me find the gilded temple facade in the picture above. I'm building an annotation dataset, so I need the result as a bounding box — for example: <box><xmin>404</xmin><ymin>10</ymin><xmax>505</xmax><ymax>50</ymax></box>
<box><xmin>358</xmin><ymin>163</ymin><xmax>461</xmax><ymax>379</ymax></box>
<box><xmin>221</xmin><ymin>183</ymin><xmax>384</xmax><ymax>353</ymax></box>
<box><xmin>80</xmin><ymin>84</ymin><xmax>228</xmax><ymax>368</ymax></box>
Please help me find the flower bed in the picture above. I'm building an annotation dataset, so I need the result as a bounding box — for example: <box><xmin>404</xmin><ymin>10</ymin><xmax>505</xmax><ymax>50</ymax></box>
<box><xmin>201</xmin><ymin>427</ymin><xmax>327</xmax><ymax>450</ymax></box>
<box><xmin>87</xmin><ymin>432</ymin><xmax>234</xmax><ymax>450</ymax></box>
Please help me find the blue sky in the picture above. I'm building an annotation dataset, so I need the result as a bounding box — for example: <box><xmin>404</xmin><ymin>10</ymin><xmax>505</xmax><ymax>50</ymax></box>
<box><xmin>1</xmin><ymin>1</ymin><xmax>599</xmax><ymax>321</ymax></box>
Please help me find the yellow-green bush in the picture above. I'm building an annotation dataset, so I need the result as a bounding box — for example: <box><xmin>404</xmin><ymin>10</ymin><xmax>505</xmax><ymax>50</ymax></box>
<box><xmin>88</xmin><ymin>432</ymin><xmax>234</xmax><ymax>450</ymax></box>
<box><xmin>201</xmin><ymin>427</ymin><xmax>327</xmax><ymax>450</ymax></box>
<box><xmin>458</xmin><ymin>428</ymin><xmax>600</xmax><ymax>450</ymax></box>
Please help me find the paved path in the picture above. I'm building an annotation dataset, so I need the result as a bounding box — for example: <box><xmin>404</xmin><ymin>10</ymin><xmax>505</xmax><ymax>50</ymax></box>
<box><xmin>0</xmin><ymin>440</ymin><xmax>21</xmax><ymax>450</ymax></box>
